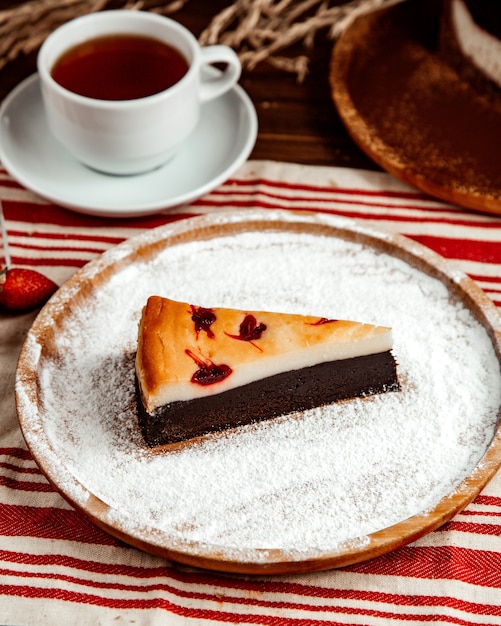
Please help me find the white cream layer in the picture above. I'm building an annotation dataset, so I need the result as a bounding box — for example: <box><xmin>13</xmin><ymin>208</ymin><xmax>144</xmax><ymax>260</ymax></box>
<box><xmin>146</xmin><ymin>328</ymin><xmax>394</xmax><ymax>410</ymax></box>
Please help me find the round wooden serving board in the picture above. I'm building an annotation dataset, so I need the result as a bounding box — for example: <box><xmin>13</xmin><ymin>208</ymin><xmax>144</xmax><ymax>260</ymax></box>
<box><xmin>15</xmin><ymin>210</ymin><xmax>501</xmax><ymax>575</ymax></box>
<box><xmin>330</xmin><ymin>0</ymin><xmax>501</xmax><ymax>215</ymax></box>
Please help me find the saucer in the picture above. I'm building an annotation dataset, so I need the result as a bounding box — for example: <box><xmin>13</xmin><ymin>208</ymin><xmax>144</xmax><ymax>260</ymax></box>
<box><xmin>0</xmin><ymin>73</ymin><xmax>257</xmax><ymax>218</ymax></box>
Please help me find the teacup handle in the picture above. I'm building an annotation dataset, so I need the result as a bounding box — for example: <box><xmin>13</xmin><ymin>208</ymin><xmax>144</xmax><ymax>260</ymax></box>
<box><xmin>199</xmin><ymin>46</ymin><xmax>241</xmax><ymax>102</ymax></box>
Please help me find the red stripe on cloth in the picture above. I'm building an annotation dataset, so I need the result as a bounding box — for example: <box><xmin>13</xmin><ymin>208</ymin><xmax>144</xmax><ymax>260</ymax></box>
<box><xmin>0</xmin><ymin>475</ymin><xmax>53</xmax><ymax>492</ymax></box>
<box><xmin>0</xmin><ymin>567</ymin><xmax>201</xmax><ymax>596</ymax></box>
<box><xmin>203</xmin><ymin>187</ymin><xmax>501</xmax><ymax>226</ymax></box>
<box><xmin>9</xmin><ymin>229</ymin><xmax>125</xmax><ymax>245</ymax></box>
<box><xmin>0</xmin><ymin>549</ymin><xmax>166</xmax><ymax>578</ymax></box>
<box><xmin>475</xmin><ymin>495</ymin><xmax>501</xmax><ymax>507</ymax></box>
<box><xmin>0</xmin><ymin>549</ymin><xmax>466</xmax><ymax>603</ymax></box>
<box><xmin>0</xmin><ymin>167</ymin><xmax>432</xmax><ymax>205</ymax></box>
<box><xmin>407</xmin><ymin>235</ymin><xmax>501</xmax><ymax>263</ymax></box>
<box><xmin>0</xmin><ymin>179</ymin><xmax>24</xmax><ymax>190</ymax></box>
<box><xmin>2</xmin><ymin>544</ymin><xmax>501</xmax><ymax>621</ymax></box>
<box><xmin>9</xmin><ymin>242</ymin><xmax>113</xmax><ymax>256</ymax></box>
<box><xmin>347</xmin><ymin>545</ymin><xmax>501</xmax><ymax>588</ymax></box>
<box><xmin>3</xmin><ymin>200</ymin><xmax>198</xmax><ymax>230</ymax></box>
<box><xmin>461</xmin><ymin>510</ymin><xmax>501</xmax><ymax>517</ymax></box>
<box><xmin>0</xmin><ymin>448</ymin><xmax>33</xmax><ymax>461</ymax></box>
<box><xmin>469</xmin><ymin>274</ymin><xmax>501</xmax><ymax>285</ymax></box>
<box><xmin>194</xmin><ymin>197</ymin><xmax>499</xmax><ymax>233</ymax></box>
<box><xmin>192</xmin><ymin>196</ymin><xmax>372</xmax><ymax>220</ymax></box>
<box><xmin>222</xmin><ymin>177</ymin><xmax>437</xmax><ymax>203</ymax></box>
<box><xmin>4</xmin><ymin>201</ymin><xmax>119</xmax><ymax>228</ymax></box>
<box><xmin>199</xmin><ymin>191</ymin><xmax>440</xmax><ymax>214</ymax></box>
<box><xmin>442</xmin><ymin>520</ymin><xmax>501</xmax><ymax>535</ymax></box>
<box><xmin>0</xmin><ymin>584</ymin><xmax>496</xmax><ymax>625</ymax></box>
<box><xmin>0</xmin><ymin>462</ymin><xmax>41</xmax><ymax>475</ymax></box>
<box><xmin>0</xmin><ymin>504</ymin><xmax>121</xmax><ymax>546</ymax></box>
<box><xmin>8</xmin><ymin>255</ymin><xmax>93</xmax><ymax>269</ymax></box>
<box><xmin>2</xmin><ymin>561</ymin><xmax>500</xmax><ymax>621</ymax></box>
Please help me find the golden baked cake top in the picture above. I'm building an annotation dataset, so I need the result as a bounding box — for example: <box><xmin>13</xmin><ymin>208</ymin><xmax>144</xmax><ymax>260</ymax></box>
<box><xmin>136</xmin><ymin>295</ymin><xmax>394</xmax><ymax>413</ymax></box>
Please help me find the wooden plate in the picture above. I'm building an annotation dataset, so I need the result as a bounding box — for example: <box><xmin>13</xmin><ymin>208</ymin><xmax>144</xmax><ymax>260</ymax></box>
<box><xmin>15</xmin><ymin>210</ymin><xmax>501</xmax><ymax>575</ymax></box>
<box><xmin>330</xmin><ymin>0</ymin><xmax>501</xmax><ymax>215</ymax></box>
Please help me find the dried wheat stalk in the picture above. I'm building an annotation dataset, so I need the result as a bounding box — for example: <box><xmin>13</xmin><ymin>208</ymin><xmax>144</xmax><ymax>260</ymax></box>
<box><xmin>199</xmin><ymin>0</ymin><xmax>403</xmax><ymax>80</ymax></box>
<box><xmin>0</xmin><ymin>0</ymin><xmax>403</xmax><ymax>78</ymax></box>
<box><xmin>0</xmin><ymin>0</ymin><xmax>185</xmax><ymax>70</ymax></box>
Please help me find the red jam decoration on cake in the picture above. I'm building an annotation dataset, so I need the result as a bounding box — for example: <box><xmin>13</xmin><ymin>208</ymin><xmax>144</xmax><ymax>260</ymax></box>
<box><xmin>135</xmin><ymin>296</ymin><xmax>399</xmax><ymax>447</ymax></box>
<box><xmin>225</xmin><ymin>314</ymin><xmax>267</xmax><ymax>350</ymax></box>
<box><xmin>185</xmin><ymin>349</ymin><xmax>232</xmax><ymax>386</ymax></box>
<box><xmin>309</xmin><ymin>317</ymin><xmax>337</xmax><ymax>326</ymax></box>
<box><xmin>190</xmin><ymin>305</ymin><xmax>216</xmax><ymax>339</ymax></box>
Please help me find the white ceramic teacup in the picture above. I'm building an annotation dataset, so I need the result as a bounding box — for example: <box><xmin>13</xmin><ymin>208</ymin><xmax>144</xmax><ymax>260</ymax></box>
<box><xmin>37</xmin><ymin>10</ymin><xmax>241</xmax><ymax>175</ymax></box>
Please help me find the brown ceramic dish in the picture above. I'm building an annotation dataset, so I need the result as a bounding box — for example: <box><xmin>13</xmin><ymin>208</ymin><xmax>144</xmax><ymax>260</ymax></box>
<box><xmin>330</xmin><ymin>0</ymin><xmax>501</xmax><ymax>215</ymax></box>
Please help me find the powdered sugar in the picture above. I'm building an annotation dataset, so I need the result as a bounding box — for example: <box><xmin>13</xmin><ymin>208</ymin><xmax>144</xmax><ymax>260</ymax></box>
<box><xmin>17</xmin><ymin>213</ymin><xmax>501</xmax><ymax>563</ymax></box>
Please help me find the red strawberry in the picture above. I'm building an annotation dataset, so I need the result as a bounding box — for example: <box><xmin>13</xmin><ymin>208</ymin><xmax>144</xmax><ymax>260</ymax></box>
<box><xmin>0</xmin><ymin>267</ymin><xmax>58</xmax><ymax>312</ymax></box>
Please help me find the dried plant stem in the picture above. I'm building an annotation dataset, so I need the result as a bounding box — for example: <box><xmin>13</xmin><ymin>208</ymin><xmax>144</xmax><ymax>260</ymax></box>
<box><xmin>0</xmin><ymin>0</ymin><xmax>107</xmax><ymax>69</ymax></box>
<box><xmin>200</xmin><ymin>0</ymin><xmax>403</xmax><ymax>80</ymax></box>
<box><xmin>0</xmin><ymin>0</ymin><xmax>187</xmax><ymax>70</ymax></box>
<box><xmin>0</xmin><ymin>0</ymin><xmax>403</xmax><ymax>78</ymax></box>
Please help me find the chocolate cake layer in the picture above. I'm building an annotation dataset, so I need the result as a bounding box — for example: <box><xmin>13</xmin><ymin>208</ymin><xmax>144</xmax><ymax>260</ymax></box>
<box><xmin>136</xmin><ymin>351</ymin><xmax>399</xmax><ymax>447</ymax></box>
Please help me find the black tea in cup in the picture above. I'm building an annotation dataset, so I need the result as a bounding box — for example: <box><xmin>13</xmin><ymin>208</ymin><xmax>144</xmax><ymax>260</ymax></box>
<box><xmin>51</xmin><ymin>34</ymin><xmax>189</xmax><ymax>101</ymax></box>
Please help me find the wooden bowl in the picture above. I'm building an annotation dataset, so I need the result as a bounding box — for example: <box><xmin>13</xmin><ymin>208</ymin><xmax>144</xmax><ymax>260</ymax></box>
<box><xmin>330</xmin><ymin>0</ymin><xmax>501</xmax><ymax>215</ymax></box>
<box><xmin>15</xmin><ymin>209</ymin><xmax>501</xmax><ymax>574</ymax></box>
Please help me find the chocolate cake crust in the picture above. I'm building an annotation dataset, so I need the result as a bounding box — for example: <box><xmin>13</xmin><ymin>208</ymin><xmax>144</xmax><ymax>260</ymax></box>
<box><xmin>136</xmin><ymin>351</ymin><xmax>399</xmax><ymax>447</ymax></box>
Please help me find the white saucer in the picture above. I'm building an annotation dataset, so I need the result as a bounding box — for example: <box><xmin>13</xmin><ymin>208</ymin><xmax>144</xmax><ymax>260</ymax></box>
<box><xmin>0</xmin><ymin>74</ymin><xmax>257</xmax><ymax>218</ymax></box>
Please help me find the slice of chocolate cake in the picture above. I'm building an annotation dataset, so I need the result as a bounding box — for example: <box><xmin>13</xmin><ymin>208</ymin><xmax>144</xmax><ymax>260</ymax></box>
<box><xmin>135</xmin><ymin>296</ymin><xmax>399</xmax><ymax>447</ymax></box>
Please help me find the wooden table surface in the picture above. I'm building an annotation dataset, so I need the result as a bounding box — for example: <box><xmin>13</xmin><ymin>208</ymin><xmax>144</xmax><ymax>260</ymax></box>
<box><xmin>0</xmin><ymin>1</ymin><xmax>380</xmax><ymax>173</ymax></box>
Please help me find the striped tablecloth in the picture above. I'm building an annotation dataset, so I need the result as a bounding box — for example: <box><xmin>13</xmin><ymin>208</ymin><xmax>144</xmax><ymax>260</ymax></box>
<box><xmin>1</xmin><ymin>159</ymin><xmax>500</xmax><ymax>625</ymax></box>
